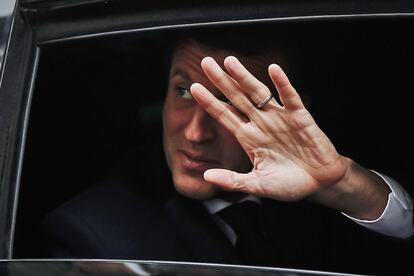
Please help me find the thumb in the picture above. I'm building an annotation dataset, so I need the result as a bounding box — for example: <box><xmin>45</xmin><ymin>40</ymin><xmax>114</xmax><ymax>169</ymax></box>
<box><xmin>204</xmin><ymin>169</ymin><xmax>254</xmax><ymax>193</ymax></box>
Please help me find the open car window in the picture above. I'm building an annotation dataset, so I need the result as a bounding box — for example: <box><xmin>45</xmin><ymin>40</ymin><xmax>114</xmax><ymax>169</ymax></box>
<box><xmin>1</xmin><ymin>2</ymin><xmax>413</xmax><ymax>275</ymax></box>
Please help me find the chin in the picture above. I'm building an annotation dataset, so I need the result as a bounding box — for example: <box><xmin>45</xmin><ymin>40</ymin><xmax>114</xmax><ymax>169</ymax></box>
<box><xmin>173</xmin><ymin>174</ymin><xmax>220</xmax><ymax>200</ymax></box>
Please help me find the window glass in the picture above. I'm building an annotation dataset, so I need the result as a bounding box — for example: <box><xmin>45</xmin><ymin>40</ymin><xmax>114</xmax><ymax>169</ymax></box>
<box><xmin>14</xmin><ymin>19</ymin><xmax>413</xmax><ymax>275</ymax></box>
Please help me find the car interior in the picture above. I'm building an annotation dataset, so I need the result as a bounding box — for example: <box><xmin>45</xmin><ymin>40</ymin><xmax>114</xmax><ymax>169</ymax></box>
<box><xmin>12</xmin><ymin>17</ymin><xmax>414</xmax><ymax>263</ymax></box>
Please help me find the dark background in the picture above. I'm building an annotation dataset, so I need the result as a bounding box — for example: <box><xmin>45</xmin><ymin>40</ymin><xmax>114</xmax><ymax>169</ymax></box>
<box><xmin>13</xmin><ymin>18</ymin><xmax>414</xmax><ymax>261</ymax></box>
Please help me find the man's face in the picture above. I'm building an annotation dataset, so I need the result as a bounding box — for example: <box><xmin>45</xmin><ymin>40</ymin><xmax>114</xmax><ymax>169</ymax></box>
<box><xmin>163</xmin><ymin>40</ymin><xmax>266</xmax><ymax>199</ymax></box>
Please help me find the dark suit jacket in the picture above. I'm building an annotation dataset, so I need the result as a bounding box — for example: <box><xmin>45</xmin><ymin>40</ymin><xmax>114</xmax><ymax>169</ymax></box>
<box><xmin>40</xmin><ymin>149</ymin><xmax>412</xmax><ymax>275</ymax></box>
<box><xmin>41</xmin><ymin>177</ymin><xmax>413</xmax><ymax>275</ymax></box>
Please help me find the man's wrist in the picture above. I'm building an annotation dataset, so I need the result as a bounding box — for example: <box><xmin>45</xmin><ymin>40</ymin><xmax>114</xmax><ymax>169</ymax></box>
<box><xmin>343</xmin><ymin>172</ymin><xmax>414</xmax><ymax>239</ymax></box>
<box><xmin>311</xmin><ymin>158</ymin><xmax>391</xmax><ymax>220</ymax></box>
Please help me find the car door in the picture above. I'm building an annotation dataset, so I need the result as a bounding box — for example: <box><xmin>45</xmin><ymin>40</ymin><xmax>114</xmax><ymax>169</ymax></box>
<box><xmin>0</xmin><ymin>0</ymin><xmax>38</xmax><ymax>259</ymax></box>
<box><xmin>1</xmin><ymin>1</ymin><xmax>413</xmax><ymax>275</ymax></box>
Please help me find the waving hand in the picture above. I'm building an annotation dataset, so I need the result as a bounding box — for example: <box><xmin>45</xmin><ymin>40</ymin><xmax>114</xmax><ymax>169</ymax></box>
<box><xmin>190</xmin><ymin>56</ymin><xmax>349</xmax><ymax>202</ymax></box>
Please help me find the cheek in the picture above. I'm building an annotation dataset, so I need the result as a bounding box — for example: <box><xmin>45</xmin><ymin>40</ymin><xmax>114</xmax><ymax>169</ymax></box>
<box><xmin>163</xmin><ymin>102</ymin><xmax>183</xmax><ymax>170</ymax></box>
<box><xmin>163</xmin><ymin>100</ymin><xmax>186</xmax><ymax>136</ymax></box>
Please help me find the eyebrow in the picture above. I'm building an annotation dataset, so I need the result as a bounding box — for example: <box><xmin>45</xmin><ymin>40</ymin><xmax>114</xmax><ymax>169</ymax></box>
<box><xmin>170</xmin><ymin>68</ymin><xmax>191</xmax><ymax>81</ymax></box>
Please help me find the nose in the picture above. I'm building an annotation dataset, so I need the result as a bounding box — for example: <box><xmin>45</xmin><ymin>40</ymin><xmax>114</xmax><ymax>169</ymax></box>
<box><xmin>184</xmin><ymin>106</ymin><xmax>216</xmax><ymax>144</ymax></box>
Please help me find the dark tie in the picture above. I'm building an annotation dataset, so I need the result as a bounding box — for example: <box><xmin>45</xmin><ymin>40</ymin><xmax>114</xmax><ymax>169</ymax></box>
<box><xmin>217</xmin><ymin>200</ymin><xmax>276</xmax><ymax>266</ymax></box>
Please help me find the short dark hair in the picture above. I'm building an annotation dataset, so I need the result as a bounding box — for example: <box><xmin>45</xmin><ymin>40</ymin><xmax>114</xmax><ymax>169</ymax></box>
<box><xmin>160</xmin><ymin>25</ymin><xmax>286</xmax><ymax>89</ymax></box>
<box><xmin>176</xmin><ymin>25</ymin><xmax>277</xmax><ymax>56</ymax></box>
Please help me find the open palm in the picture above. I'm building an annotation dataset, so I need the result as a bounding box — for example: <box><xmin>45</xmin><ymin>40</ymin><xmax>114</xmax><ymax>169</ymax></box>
<box><xmin>190</xmin><ymin>56</ymin><xmax>347</xmax><ymax>201</ymax></box>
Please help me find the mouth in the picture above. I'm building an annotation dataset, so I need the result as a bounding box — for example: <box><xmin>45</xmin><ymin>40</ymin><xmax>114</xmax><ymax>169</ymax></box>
<box><xmin>179</xmin><ymin>150</ymin><xmax>219</xmax><ymax>171</ymax></box>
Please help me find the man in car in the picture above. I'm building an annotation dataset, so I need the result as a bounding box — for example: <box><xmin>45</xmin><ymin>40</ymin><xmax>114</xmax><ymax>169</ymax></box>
<box><xmin>42</xmin><ymin>31</ymin><xmax>413</xmax><ymax>275</ymax></box>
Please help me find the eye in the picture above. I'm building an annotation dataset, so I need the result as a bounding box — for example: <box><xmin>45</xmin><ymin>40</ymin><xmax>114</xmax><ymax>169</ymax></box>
<box><xmin>176</xmin><ymin>86</ymin><xmax>193</xmax><ymax>100</ymax></box>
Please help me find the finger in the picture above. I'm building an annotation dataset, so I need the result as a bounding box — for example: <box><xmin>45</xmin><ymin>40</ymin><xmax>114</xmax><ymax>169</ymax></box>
<box><xmin>268</xmin><ymin>64</ymin><xmax>305</xmax><ymax>110</ymax></box>
<box><xmin>200</xmin><ymin>57</ymin><xmax>256</xmax><ymax>116</ymax></box>
<box><xmin>204</xmin><ymin>169</ymin><xmax>258</xmax><ymax>194</ymax></box>
<box><xmin>224</xmin><ymin>56</ymin><xmax>280</xmax><ymax>109</ymax></box>
<box><xmin>190</xmin><ymin>83</ymin><xmax>246</xmax><ymax>133</ymax></box>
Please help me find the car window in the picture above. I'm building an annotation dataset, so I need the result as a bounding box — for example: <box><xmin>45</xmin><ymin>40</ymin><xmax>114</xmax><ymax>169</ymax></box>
<box><xmin>13</xmin><ymin>18</ymin><xmax>414</xmax><ymax>275</ymax></box>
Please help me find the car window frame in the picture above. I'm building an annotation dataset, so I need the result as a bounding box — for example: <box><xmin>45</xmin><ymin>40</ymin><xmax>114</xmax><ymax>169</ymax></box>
<box><xmin>0</xmin><ymin>0</ymin><xmax>40</xmax><ymax>259</ymax></box>
<box><xmin>2</xmin><ymin>0</ymin><xmax>414</xmax><ymax>261</ymax></box>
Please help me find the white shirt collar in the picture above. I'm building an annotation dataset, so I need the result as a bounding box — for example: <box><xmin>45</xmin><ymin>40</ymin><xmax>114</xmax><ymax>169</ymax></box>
<box><xmin>203</xmin><ymin>194</ymin><xmax>261</xmax><ymax>215</ymax></box>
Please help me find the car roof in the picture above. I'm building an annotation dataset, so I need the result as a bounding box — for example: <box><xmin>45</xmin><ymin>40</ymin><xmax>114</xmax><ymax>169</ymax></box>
<box><xmin>18</xmin><ymin>0</ymin><xmax>414</xmax><ymax>43</ymax></box>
